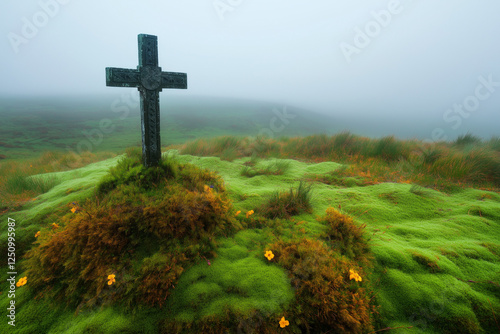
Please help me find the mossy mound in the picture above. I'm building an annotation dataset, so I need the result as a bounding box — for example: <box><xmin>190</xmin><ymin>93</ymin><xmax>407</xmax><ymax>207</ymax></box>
<box><xmin>23</xmin><ymin>148</ymin><xmax>241</xmax><ymax>310</ymax></box>
<box><xmin>159</xmin><ymin>209</ymin><xmax>378</xmax><ymax>333</ymax></box>
<box><xmin>269</xmin><ymin>237</ymin><xmax>377</xmax><ymax>333</ymax></box>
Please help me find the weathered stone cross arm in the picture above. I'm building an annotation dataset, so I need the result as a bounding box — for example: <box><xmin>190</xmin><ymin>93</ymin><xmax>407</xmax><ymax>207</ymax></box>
<box><xmin>105</xmin><ymin>68</ymin><xmax>187</xmax><ymax>90</ymax></box>
<box><xmin>106</xmin><ymin>34</ymin><xmax>187</xmax><ymax>91</ymax></box>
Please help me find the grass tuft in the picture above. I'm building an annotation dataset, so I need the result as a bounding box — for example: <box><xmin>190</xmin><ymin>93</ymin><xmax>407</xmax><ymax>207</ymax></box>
<box><xmin>454</xmin><ymin>133</ymin><xmax>482</xmax><ymax>147</ymax></box>
<box><xmin>260</xmin><ymin>181</ymin><xmax>312</xmax><ymax>219</ymax></box>
<box><xmin>240</xmin><ymin>160</ymin><xmax>291</xmax><ymax>178</ymax></box>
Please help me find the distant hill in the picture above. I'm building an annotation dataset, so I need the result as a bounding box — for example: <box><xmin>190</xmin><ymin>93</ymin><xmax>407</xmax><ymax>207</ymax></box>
<box><xmin>0</xmin><ymin>95</ymin><xmax>339</xmax><ymax>160</ymax></box>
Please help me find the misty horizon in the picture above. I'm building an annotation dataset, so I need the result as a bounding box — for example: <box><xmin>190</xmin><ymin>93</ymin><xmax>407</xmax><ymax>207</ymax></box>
<box><xmin>1</xmin><ymin>1</ymin><xmax>499</xmax><ymax>142</ymax></box>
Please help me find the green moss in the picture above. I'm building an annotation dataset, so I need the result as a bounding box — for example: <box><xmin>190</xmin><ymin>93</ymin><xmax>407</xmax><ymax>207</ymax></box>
<box><xmin>1</xmin><ymin>149</ymin><xmax>499</xmax><ymax>333</ymax></box>
<box><xmin>164</xmin><ymin>247</ymin><xmax>294</xmax><ymax>322</ymax></box>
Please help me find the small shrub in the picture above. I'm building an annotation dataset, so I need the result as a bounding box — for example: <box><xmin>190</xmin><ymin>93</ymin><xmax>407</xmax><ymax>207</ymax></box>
<box><xmin>270</xmin><ymin>238</ymin><xmax>377</xmax><ymax>333</ymax></box>
<box><xmin>261</xmin><ymin>181</ymin><xmax>312</xmax><ymax>219</ymax></box>
<box><xmin>240</xmin><ymin>165</ymin><xmax>257</xmax><ymax>178</ymax></box>
<box><xmin>320</xmin><ymin>208</ymin><xmax>371</xmax><ymax>265</ymax></box>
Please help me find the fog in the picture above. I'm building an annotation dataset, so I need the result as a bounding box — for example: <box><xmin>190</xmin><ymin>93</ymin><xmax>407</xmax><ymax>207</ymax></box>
<box><xmin>1</xmin><ymin>0</ymin><xmax>499</xmax><ymax>140</ymax></box>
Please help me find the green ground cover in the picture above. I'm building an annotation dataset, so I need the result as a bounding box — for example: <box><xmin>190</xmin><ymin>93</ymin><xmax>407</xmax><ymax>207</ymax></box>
<box><xmin>1</xmin><ymin>150</ymin><xmax>498</xmax><ymax>333</ymax></box>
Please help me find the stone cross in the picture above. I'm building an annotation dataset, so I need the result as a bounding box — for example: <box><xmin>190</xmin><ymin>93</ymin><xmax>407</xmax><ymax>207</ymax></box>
<box><xmin>105</xmin><ymin>34</ymin><xmax>187</xmax><ymax>167</ymax></box>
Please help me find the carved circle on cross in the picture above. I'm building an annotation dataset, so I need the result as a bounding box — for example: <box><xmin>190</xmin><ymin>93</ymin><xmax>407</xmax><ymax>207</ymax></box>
<box><xmin>140</xmin><ymin>66</ymin><xmax>162</xmax><ymax>90</ymax></box>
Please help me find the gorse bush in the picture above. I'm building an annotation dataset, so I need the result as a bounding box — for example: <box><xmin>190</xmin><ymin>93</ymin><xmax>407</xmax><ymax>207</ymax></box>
<box><xmin>23</xmin><ymin>151</ymin><xmax>240</xmax><ymax>309</ymax></box>
<box><xmin>260</xmin><ymin>181</ymin><xmax>312</xmax><ymax>219</ymax></box>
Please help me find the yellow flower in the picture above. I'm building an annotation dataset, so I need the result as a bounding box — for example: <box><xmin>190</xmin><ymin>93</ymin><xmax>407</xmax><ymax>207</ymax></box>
<box><xmin>107</xmin><ymin>274</ymin><xmax>116</xmax><ymax>285</ymax></box>
<box><xmin>349</xmin><ymin>269</ymin><xmax>362</xmax><ymax>282</ymax></box>
<box><xmin>279</xmin><ymin>316</ymin><xmax>289</xmax><ymax>328</ymax></box>
<box><xmin>51</xmin><ymin>223</ymin><xmax>59</xmax><ymax>230</ymax></box>
<box><xmin>16</xmin><ymin>277</ymin><xmax>27</xmax><ymax>287</ymax></box>
<box><xmin>71</xmin><ymin>207</ymin><xmax>77</xmax><ymax>213</ymax></box>
<box><xmin>246</xmin><ymin>210</ymin><xmax>254</xmax><ymax>218</ymax></box>
<box><xmin>264</xmin><ymin>250</ymin><xmax>274</xmax><ymax>261</ymax></box>
<box><xmin>35</xmin><ymin>231</ymin><xmax>41</xmax><ymax>238</ymax></box>
<box><xmin>235</xmin><ymin>210</ymin><xmax>241</xmax><ymax>216</ymax></box>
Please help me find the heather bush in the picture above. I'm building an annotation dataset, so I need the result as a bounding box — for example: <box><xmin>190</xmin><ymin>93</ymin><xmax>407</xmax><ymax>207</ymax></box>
<box><xmin>269</xmin><ymin>238</ymin><xmax>377</xmax><ymax>333</ymax></box>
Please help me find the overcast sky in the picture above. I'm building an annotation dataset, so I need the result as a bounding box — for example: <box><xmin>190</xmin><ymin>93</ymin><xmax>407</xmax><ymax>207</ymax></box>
<box><xmin>1</xmin><ymin>0</ymin><xmax>499</xmax><ymax>139</ymax></box>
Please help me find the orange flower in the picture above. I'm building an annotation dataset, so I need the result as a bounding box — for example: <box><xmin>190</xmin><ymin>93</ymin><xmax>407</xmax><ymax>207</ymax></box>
<box><xmin>349</xmin><ymin>269</ymin><xmax>362</xmax><ymax>282</ymax></box>
<box><xmin>16</xmin><ymin>277</ymin><xmax>27</xmax><ymax>287</ymax></box>
<box><xmin>246</xmin><ymin>210</ymin><xmax>254</xmax><ymax>218</ymax></box>
<box><xmin>35</xmin><ymin>231</ymin><xmax>41</xmax><ymax>238</ymax></box>
<box><xmin>51</xmin><ymin>223</ymin><xmax>59</xmax><ymax>230</ymax></box>
<box><xmin>107</xmin><ymin>274</ymin><xmax>116</xmax><ymax>285</ymax></box>
<box><xmin>235</xmin><ymin>210</ymin><xmax>241</xmax><ymax>216</ymax></box>
<box><xmin>279</xmin><ymin>316</ymin><xmax>289</xmax><ymax>328</ymax></box>
<box><xmin>70</xmin><ymin>207</ymin><xmax>77</xmax><ymax>213</ymax></box>
<box><xmin>264</xmin><ymin>250</ymin><xmax>274</xmax><ymax>261</ymax></box>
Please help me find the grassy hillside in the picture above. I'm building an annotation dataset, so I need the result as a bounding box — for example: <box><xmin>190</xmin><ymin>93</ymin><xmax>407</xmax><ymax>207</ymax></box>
<box><xmin>0</xmin><ymin>134</ymin><xmax>499</xmax><ymax>332</ymax></box>
<box><xmin>0</xmin><ymin>95</ymin><xmax>338</xmax><ymax>161</ymax></box>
